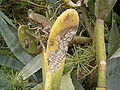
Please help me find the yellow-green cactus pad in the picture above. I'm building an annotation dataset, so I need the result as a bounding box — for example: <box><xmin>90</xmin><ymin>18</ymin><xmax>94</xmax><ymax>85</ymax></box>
<box><xmin>18</xmin><ymin>25</ymin><xmax>37</xmax><ymax>54</ymax></box>
<box><xmin>43</xmin><ymin>9</ymin><xmax>79</xmax><ymax>90</ymax></box>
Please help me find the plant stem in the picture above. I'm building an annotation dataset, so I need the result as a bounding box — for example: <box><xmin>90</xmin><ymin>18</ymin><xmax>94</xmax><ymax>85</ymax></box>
<box><xmin>95</xmin><ymin>19</ymin><xmax>106</xmax><ymax>90</ymax></box>
<box><xmin>71</xmin><ymin>36</ymin><xmax>92</xmax><ymax>45</ymax></box>
<box><xmin>80</xmin><ymin>5</ymin><xmax>94</xmax><ymax>38</ymax></box>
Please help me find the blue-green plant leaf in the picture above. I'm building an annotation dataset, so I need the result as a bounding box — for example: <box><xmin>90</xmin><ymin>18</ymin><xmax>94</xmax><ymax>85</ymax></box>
<box><xmin>107</xmin><ymin>49</ymin><xmax>120</xmax><ymax>90</ymax></box>
<box><xmin>0</xmin><ymin>13</ymin><xmax>33</xmax><ymax>65</ymax></box>
<box><xmin>109</xmin><ymin>48</ymin><xmax>120</xmax><ymax>59</ymax></box>
<box><xmin>19</xmin><ymin>54</ymin><xmax>42</xmax><ymax>80</ymax></box>
<box><xmin>108</xmin><ymin>17</ymin><xmax>120</xmax><ymax>57</ymax></box>
<box><xmin>31</xmin><ymin>82</ymin><xmax>43</xmax><ymax>90</ymax></box>
<box><xmin>60</xmin><ymin>71</ymin><xmax>75</xmax><ymax>90</ymax></box>
<box><xmin>0</xmin><ymin>70</ymin><xmax>10</xmax><ymax>89</ymax></box>
<box><xmin>0</xmin><ymin>11</ymin><xmax>16</xmax><ymax>28</ymax></box>
<box><xmin>0</xmin><ymin>78</ymin><xmax>10</xmax><ymax>89</ymax></box>
<box><xmin>114</xmin><ymin>12</ymin><xmax>120</xmax><ymax>24</ymax></box>
<box><xmin>71</xmin><ymin>74</ymin><xmax>84</xmax><ymax>90</ymax></box>
<box><xmin>0</xmin><ymin>54</ymin><xmax>24</xmax><ymax>70</ymax></box>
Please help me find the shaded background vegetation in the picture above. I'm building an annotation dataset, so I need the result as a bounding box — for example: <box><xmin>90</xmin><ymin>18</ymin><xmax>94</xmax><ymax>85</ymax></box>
<box><xmin>0</xmin><ymin>0</ymin><xmax>120</xmax><ymax>90</ymax></box>
<box><xmin>0</xmin><ymin>0</ymin><xmax>47</xmax><ymax>25</ymax></box>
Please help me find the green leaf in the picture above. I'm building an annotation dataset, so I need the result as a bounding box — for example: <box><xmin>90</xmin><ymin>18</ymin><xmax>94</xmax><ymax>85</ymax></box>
<box><xmin>95</xmin><ymin>0</ymin><xmax>117</xmax><ymax>19</ymax></box>
<box><xmin>71</xmin><ymin>74</ymin><xmax>84</xmax><ymax>90</ymax></box>
<box><xmin>0</xmin><ymin>70</ymin><xmax>10</xmax><ymax>89</ymax></box>
<box><xmin>0</xmin><ymin>11</ymin><xmax>16</xmax><ymax>28</ymax></box>
<box><xmin>108</xmin><ymin>17</ymin><xmax>120</xmax><ymax>57</ymax></box>
<box><xmin>0</xmin><ymin>54</ymin><xmax>24</xmax><ymax>71</ymax></box>
<box><xmin>60</xmin><ymin>72</ymin><xmax>75</xmax><ymax>90</ymax></box>
<box><xmin>114</xmin><ymin>13</ymin><xmax>120</xmax><ymax>24</ymax></box>
<box><xmin>64</xmin><ymin>61</ymin><xmax>75</xmax><ymax>73</ymax></box>
<box><xmin>0</xmin><ymin>14</ymin><xmax>33</xmax><ymax>65</ymax></box>
<box><xmin>19</xmin><ymin>54</ymin><xmax>42</xmax><ymax>80</ymax></box>
<box><xmin>0</xmin><ymin>78</ymin><xmax>10</xmax><ymax>89</ymax></box>
<box><xmin>0</xmin><ymin>0</ymin><xmax>3</xmax><ymax>4</ymax></box>
<box><xmin>107</xmin><ymin>53</ymin><xmax>120</xmax><ymax>90</ymax></box>
<box><xmin>109</xmin><ymin>0</ymin><xmax>117</xmax><ymax>10</ymax></box>
<box><xmin>105</xmin><ymin>11</ymin><xmax>112</xmax><ymax>23</ymax></box>
<box><xmin>31</xmin><ymin>82</ymin><xmax>43</xmax><ymax>90</ymax></box>
<box><xmin>88</xmin><ymin>0</ymin><xmax>95</xmax><ymax>15</ymax></box>
<box><xmin>109</xmin><ymin>48</ymin><xmax>120</xmax><ymax>59</ymax></box>
<box><xmin>18</xmin><ymin>25</ymin><xmax>37</xmax><ymax>54</ymax></box>
<box><xmin>109</xmin><ymin>40</ymin><xmax>120</xmax><ymax>58</ymax></box>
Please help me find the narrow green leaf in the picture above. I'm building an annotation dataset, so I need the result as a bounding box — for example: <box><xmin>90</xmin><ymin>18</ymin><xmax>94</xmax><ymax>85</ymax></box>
<box><xmin>60</xmin><ymin>72</ymin><xmax>75</xmax><ymax>90</ymax></box>
<box><xmin>109</xmin><ymin>0</ymin><xmax>117</xmax><ymax>10</ymax></box>
<box><xmin>0</xmin><ymin>16</ymin><xmax>33</xmax><ymax>64</ymax></box>
<box><xmin>114</xmin><ymin>12</ymin><xmax>120</xmax><ymax>24</ymax></box>
<box><xmin>109</xmin><ymin>48</ymin><xmax>120</xmax><ymax>59</ymax></box>
<box><xmin>0</xmin><ymin>78</ymin><xmax>10</xmax><ymax>89</ymax></box>
<box><xmin>31</xmin><ymin>82</ymin><xmax>43</xmax><ymax>90</ymax></box>
<box><xmin>0</xmin><ymin>70</ymin><xmax>10</xmax><ymax>89</ymax></box>
<box><xmin>0</xmin><ymin>11</ymin><xmax>16</xmax><ymax>28</ymax></box>
<box><xmin>33</xmin><ymin>69</ymin><xmax>43</xmax><ymax>83</ymax></box>
<box><xmin>105</xmin><ymin>11</ymin><xmax>112</xmax><ymax>23</ymax></box>
<box><xmin>71</xmin><ymin>74</ymin><xmax>84</xmax><ymax>90</ymax></box>
<box><xmin>19</xmin><ymin>54</ymin><xmax>42</xmax><ymax>80</ymax></box>
<box><xmin>108</xmin><ymin>17</ymin><xmax>120</xmax><ymax>57</ymax></box>
<box><xmin>0</xmin><ymin>0</ymin><xmax>3</xmax><ymax>4</ymax></box>
<box><xmin>109</xmin><ymin>40</ymin><xmax>120</xmax><ymax>58</ymax></box>
<box><xmin>0</xmin><ymin>54</ymin><xmax>24</xmax><ymax>70</ymax></box>
<box><xmin>64</xmin><ymin>60</ymin><xmax>75</xmax><ymax>73</ymax></box>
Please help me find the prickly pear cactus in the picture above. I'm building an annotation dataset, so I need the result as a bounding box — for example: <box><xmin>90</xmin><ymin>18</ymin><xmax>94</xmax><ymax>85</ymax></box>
<box><xmin>18</xmin><ymin>25</ymin><xmax>37</xmax><ymax>54</ymax></box>
<box><xmin>18</xmin><ymin>13</ymin><xmax>52</xmax><ymax>54</ymax></box>
<box><xmin>43</xmin><ymin>9</ymin><xmax>79</xmax><ymax>90</ymax></box>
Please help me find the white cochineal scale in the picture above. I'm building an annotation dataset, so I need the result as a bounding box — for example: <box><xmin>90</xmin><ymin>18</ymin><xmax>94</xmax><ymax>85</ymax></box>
<box><xmin>47</xmin><ymin>26</ymin><xmax>77</xmax><ymax>73</ymax></box>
